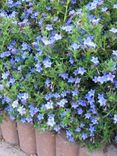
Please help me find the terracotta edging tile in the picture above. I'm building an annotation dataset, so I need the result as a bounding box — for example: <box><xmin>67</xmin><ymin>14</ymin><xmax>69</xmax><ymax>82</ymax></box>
<box><xmin>17</xmin><ymin>123</ymin><xmax>36</xmax><ymax>155</ymax></box>
<box><xmin>56</xmin><ymin>134</ymin><xmax>79</xmax><ymax>156</ymax></box>
<box><xmin>1</xmin><ymin>117</ymin><xmax>19</xmax><ymax>145</ymax></box>
<box><xmin>35</xmin><ymin>130</ymin><xmax>56</xmax><ymax>156</ymax></box>
<box><xmin>0</xmin><ymin>125</ymin><xmax>3</xmax><ymax>139</ymax></box>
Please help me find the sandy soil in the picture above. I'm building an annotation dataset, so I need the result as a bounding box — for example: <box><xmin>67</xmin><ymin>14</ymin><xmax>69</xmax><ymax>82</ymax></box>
<box><xmin>0</xmin><ymin>141</ymin><xmax>27</xmax><ymax>156</ymax></box>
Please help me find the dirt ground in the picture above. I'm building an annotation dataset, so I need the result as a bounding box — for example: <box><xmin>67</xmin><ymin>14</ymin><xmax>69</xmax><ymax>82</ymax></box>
<box><xmin>0</xmin><ymin>139</ymin><xmax>117</xmax><ymax>156</ymax></box>
<box><xmin>0</xmin><ymin>141</ymin><xmax>27</xmax><ymax>156</ymax></box>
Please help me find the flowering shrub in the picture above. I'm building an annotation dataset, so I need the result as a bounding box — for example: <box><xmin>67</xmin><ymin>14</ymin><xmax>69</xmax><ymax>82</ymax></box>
<box><xmin>0</xmin><ymin>0</ymin><xmax>117</xmax><ymax>150</ymax></box>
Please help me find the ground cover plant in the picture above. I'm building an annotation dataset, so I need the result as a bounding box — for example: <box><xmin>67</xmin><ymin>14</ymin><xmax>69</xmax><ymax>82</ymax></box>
<box><xmin>0</xmin><ymin>0</ymin><xmax>117</xmax><ymax>151</ymax></box>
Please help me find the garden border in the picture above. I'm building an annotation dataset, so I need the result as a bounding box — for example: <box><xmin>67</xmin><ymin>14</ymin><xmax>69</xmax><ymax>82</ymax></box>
<box><xmin>0</xmin><ymin>117</ymin><xmax>117</xmax><ymax>156</ymax></box>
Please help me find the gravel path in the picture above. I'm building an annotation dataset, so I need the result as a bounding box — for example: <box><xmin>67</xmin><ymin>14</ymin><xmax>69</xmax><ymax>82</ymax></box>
<box><xmin>0</xmin><ymin>141</ymin><xmax>27</xmax><ymax>156</ymax></box>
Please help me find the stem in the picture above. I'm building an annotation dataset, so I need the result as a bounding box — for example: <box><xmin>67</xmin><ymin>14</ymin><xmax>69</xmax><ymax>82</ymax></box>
<box><xmin>64</xmin><ymin>0</ymin><xmax>70</xmax><ymax>22</ymax></box>
<box><xmin>57</xmin><ymin>0</ymin><xmax>60</xmax><ymax>15</ymax></box>
<box><xmin>103</xmin><ymin>108</ymin><xmax>115</xmax><ymax>119</ymax></box>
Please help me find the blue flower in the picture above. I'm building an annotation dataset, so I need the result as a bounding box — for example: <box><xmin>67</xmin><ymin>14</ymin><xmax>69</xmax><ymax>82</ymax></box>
<box><xmin>70</xmin><ymin>43</ymin><xmax>80</xmax><ymax>50</ymax></box>
<box><xmin>41</xmin><ymin>37</ymin><xmax>53</xmax><ymax>45</ymax></box>
<box><xmin>4</xmin><ymin>106</ymin><xmax>13</xmax><ymax>113</ymax></box>
<box><xmin>89</xmin><ymin>125</ymin><xmax>96</xmax><ymax>133</ymax></box>
<box><xmin>11</xmin><ymin>48</ymin><xmax>17</xmax><ymax>55</ymax></box>
<box><xmin>77</xmin><ymin>108</ymin><xmax>83</xmax><ymax>115</ymax></box>
<box><xmin>26</xmin><ymin>117</ymin><xmax>33</xmax><ymax>123</ymax></box>
<box><xmin>22</xmin><ymin>93</ymin><xmax>29</xmax><ymax>100</ymax></box>
<box><xmin>75</xmin><ymin>77</ymin><xmax>81</xmax><ymax>84</ymax></box>
<box><xmin>17</xmin><ymin>106</ymin><xmax>26</xmax><ymax>115</ymax></box>
<box><xmin>67</xmin><ymin>76</ymin><xmax>75</xmax><ymax>83</ymax></box>
<box><xmin>84</xmin><ymin>37</ymin><xmax>96</xmax><ymax>48</ymax></box>
<box><xmin>59</xmin><ymin>73</ymin><xmax>68</xmax><ymax>80</ymax></box>
<box><xmin>45</xmin><ymin>78</ymin><xmax>51</xmax><ymax>87</ymax></box>
<box><xmin>21</xmin><ymin>51</ymin><xmax>29</xmax><ymax>60</ymax></box>
<box><xmin>93</xmin><ymin>75</ymin><xmax>107</xmax><ymax>84</ymax></box>
<box><xmin>86</xmin><ymin>0</ymin><xmax>104</xmax><ymax>11</ymax></box>
<box><xmin>74</xmin><ymin>67</ymin><xmax>86</xmax><ymax>76</ymax></box>
<box><xmin>22</xmin><ymin>42</ymin><xmax>30</xmax><ymax>51</ymax></box>
<box><xmin>66</xmin><ymin>130</ymin><xmax>75</xmax><ymax>143</ymax></box>
<box><xmin>2</xmin><ymin>71</ymin><xmax>10</xmax><ymax>80</ymax></box>
<box><xmin>89</xmin><ymin>98</ymin><xmax>95</xmax><ymax>106</ymax></box>
<box><xmin>46</xmin><ymin>6</ymin><xmax>51</xmax><ymax>11</ymax></box>
<box><xmin>0</xmin><ymin>84</ymin><xmax>4</xmax><ymax>90</ymax></box>
<box><xmin>89</xmin><ymin>108</ymin><xmax>97</xmax><ymax>115</ymax></box>
<box><xmin>54</xmin><ymin>125</ymin><xmax>61</xmax><ymax>132</ymax></box>
<box><xmin>12</xmin><ymin>100</ymin><xmax>19</xmax><ymax>108</ymax></box>
<box><xmin>98</xmin><ymin>75</ymin><xmax>107</xmax><ymax>84</ymax></box>
<box><xmin>57</xmin><ymin>99</ymin><xmax>68</xmax><ymax>107</ymax></box>
<box><xmin>37</xmin><ymin>114</ymin><xmax>44</xmax><ymax>121</ymax></box>
<box><xmin>101</xmin><ymin>7</ymin><xmax>108</xmax><ymax>12</ymax></box>
<box><xmin>15</xmin><ymin>57</ymin><xmax>21</xmax><ymax>62</ymax></box>
<box><xmin>86</xmin><ymin>2</ymin><xmax>97</xmax><ymax>10</ymax></box>
<box><xmin>53</xmin><ymin>34</ymin><xmax>62</xmax><ymax>41</ymax></box>
<box><xmin>81</xmin><ymin>133</ymin><xmax>88</xmax><ymax>140</ymax></box>
<box><xmin>53</xmin><ymin>93</ymin><xmax>60</xmax><ymax>98</ymax></box>
<box><xmin>93</xmin><ymin>76</ymin><xmax>98</xmax><ymax>83</ymax></box>
<box><xmin>112</xmin><ymin>50</ymin><xmax>117</xmax><ymax>57</ymax></box>
<box><xmin>29</xmin><ymin>105</ymin><xmax>38</xmax><ymax>117</ymax></box>
<box><xmin>61</xmin><ymin>90</ymin><xmax>70</xmax><ymax>97</ymax></box>
<box><xmin>0</xmin><ymin>51</ymin><xmax>11</xmax><ymax>58</ymax></box>
<box><xmin>9</xmin><ymin>115</ymin><xmax>15</xmax><ymax>121</ymax></box>
<box><xmin>85</xmin><ymin>113</ymin><xmax>91</xmax><ymax>119</ymax></box>
<box><xmin>7</xmin><ymin>41</ymin><xmax>16</xmax><ymax>49</ymax></box>
<box><xmin>75</xmin><ymin>127</ymin><xmax>81</xmax><ymax>132</ymax></box>
<box><xmin>78</xmin><ymin>100</ymin><xmax>87</xmax><ymax>107</ymax></box>
<box><xmin>114</xmin><ymin>114</ymin><xmax>117</xmax><ymax>124</ymax></box>
<box><xmin>78</xmin><ymin>67</ymin><xmax>86</xmax><ymax>75</ymax></box>
<box><xmin>35</xmin><ymin>62</ymin><xmax>43</xmax><ymax>73</ymax></box>
<box><xmin>20</xmin><ymin>118</ymin><xmax>27</xmax><ymax>123</ymax></box>
<box><xmin>98</xmin><ymin>93</ymin><xmax>106</xmax><ymax>106</ymax></box>
<box><xmin>110</xmin><ymin>28</ymin><xmax>117</xmax><ymax>33</ymax></box>
<box><xmin>47</xmin><ymin>115</ymin><xmax>55</xmax><ymax>127</ymax></box>
<box><xmin>43</xmin><ymin>57</ymin><xmax>52</xmax><ymax>68</ymax></box>
<box><xmin>113</xmin><ymin>81</ymin><xmax>117</xmax><ymax>88</ymax></box>
<box><xmin>71</xmin><ymin>0</ymin><xmax>76</xmax><ymax>4</ymax></box>
<box><xmin>69</xmin><ymin>10</ymin><xmax>75</xmax><ymax>16</ymax></box>
<box><xmin>68</xmin><ymin>136</ymin><xmax>75</xmax><ymax>143</ymax></box>
<box><xmin>115</xmin><ymin>136</ymin><xmax>117</xmax><ymax>143</ymax></box>
<box><xmin>71</xmin><ymin>102</ymin><xmax>78</xmax><ymax>109</ymax></box>
<box><xmin>9</xmin><ymin>78</ymin><xmax>15</xmax><ymax>85</ymax></box>
<box><xmin>91</xmin><ymin>18</ymin><xmax>100</xmax><ymax>25</ymax></box>
<box><xmin>3</xmin><ymin>96</ymin><xmax>11</xmax><ymax>103</ymax></box>
<box><xmin>32</xmin><ymin>42</ymin><xmax>40</xmax><ymax>51</ymax></box>
<box><xmin>85</xmin><ymin>89</ymin><xmax>95</xmax><ymax>100</ymax></box>
<box><xmin>31</xmin><ymin>12</ymin><xmax>39</xmax><ymax>19</ymax></box>
<box><xmin>69</xmin><ymin>57</ymin><xmax>74</xmax><ymax>65</ymax></box>
<box><xmin>91</xmin><ymin>118</ymin><xmax>98</xmax><ymax>125</ymax></box>
<box><xmin>91</xmin><ymin>56</ymin><xmax>99</xmax><ymax>65</ymax></box>
<box><xmin>45</xmin><ymin>101</ymin><xmax>53</xmax><ymax>110</ymax></box>
<box><xmin>106</xmin><ymin>73</ymin><xmax>115</xmax><ymax>82</ymax></box>
<box><xmin>46</xmin><ymin>24</ymin><xmax>53</xmax><ymax>31</ymax></box>
<box><xmin>72</xmin><ymin>89</ymin><xmax>79</xmax><ymax>96</ymax></box>
<box><xmin>61</xmin><ymin>25</ymin><xmax>72</xmax><ymax>33</ymax></box>
<box><xmin>26</xmin><ymin>7</ymin><xmax>33</xmax><ymax>14</ymax></box>
<box><xmin>8</xmin><ymin>0</ymin><xmax>13</xmax><ymax>5</ymax></box>
<box><xmin>113</xmin><ymin>4</ymin><xmax>117</xmax><ymax>9</ymax></box>
<box><xmin>45</xmin><ymin>93</ymin><xmax>53</xmax><ymax>100</ymax></box>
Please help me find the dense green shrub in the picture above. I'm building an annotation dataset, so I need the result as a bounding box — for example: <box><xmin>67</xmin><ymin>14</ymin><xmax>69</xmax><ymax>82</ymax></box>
<box><xmin>0</xmin><ymin>0</ymin><xmax>117</xmax><ymax>150</ymax></box>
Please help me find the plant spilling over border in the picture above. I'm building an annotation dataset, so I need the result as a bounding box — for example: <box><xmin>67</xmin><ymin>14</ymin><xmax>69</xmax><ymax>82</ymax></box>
<box><xmin>0</xmin><ymin>0</ymin><xmax>117</xmax><ymax>150</ymax></box>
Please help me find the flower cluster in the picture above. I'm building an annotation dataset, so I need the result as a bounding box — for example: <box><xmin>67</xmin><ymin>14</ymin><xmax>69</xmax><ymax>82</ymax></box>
<box><xmin>0</xmin><ymin>0</ymin><xmax>117</xmax><ymax>150</ymax></box>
